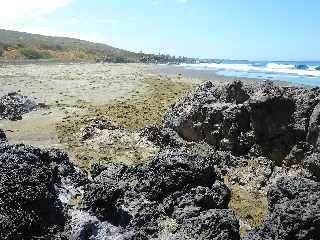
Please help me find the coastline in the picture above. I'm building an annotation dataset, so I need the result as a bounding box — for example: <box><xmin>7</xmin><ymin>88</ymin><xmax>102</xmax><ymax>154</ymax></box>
<box><xmin>0</xmin><ymin>62</ymin><xmax>313</xmax><ymax>155</ymax></box>
<box><xmin>1</xmin><ymin>61</ymin><xmax>318</xmax><ymax>237</ymax></box>
<box><xmin>150</xmin><ymin>64</ymin><xmax>311</xmax><ymax>88</ymax></box>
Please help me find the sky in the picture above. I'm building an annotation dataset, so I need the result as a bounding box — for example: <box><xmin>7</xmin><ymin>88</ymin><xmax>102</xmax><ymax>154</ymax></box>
<box><xmin>0</xmin><ymin>0</ymin><xmax>319</xmax><ymax>61</ymax></box>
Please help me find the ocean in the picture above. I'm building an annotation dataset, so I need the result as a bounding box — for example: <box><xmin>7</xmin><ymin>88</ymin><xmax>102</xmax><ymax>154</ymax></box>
<box><xmin>180</xmin><ymin>60</ymin><xmax>320</xmax><ymax>86</ymax></box>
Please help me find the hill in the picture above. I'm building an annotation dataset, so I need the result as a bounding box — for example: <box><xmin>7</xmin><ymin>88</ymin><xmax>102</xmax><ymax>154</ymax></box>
<box><xmin>0</xmin><ymin>29</ymin><xmax>199</xmax><ymax>63</ymax></box>
<box><xmin>0</xmin><ymin>29</ymin><xmax>141</xmax><ymax>61</ymax></box>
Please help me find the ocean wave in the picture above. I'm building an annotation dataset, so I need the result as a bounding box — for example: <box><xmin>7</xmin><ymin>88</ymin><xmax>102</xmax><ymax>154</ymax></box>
<box><xmin>266</xmin><ymin>63</ymin><xmax>295</xmax><ymax>70</ymax></box>
<box><xmin>180</xmin><ymin>62</ymin><xmax>320</xmax><ymax>77</ymax></box>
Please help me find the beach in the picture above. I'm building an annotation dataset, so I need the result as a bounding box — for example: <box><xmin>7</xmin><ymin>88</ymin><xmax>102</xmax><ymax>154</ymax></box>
<box><xmin>0</xmin><ymin>62</ymin><xmax>306</xmax><ymax>149</ymax></box>
<box><xmin>1</xmin><ymin>61</ymin><xmax>319</xmax><ymax>238</ymax></box>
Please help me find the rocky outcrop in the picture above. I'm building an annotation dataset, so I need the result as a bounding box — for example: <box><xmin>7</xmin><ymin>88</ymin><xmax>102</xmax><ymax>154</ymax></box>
<box><xmin>163</xmin><ymin>80</ymin><xmax>320</xmax><ymax>234</ymax></box>
<box><xmin>244</xmin><ymin>176</ymin><xmax>320</xmax><ymax>240</ymax></box>
<box><xmin>80</xmin><ymin>151</ymin><xmax>240</xmax><ymax>239</ymax></box>
<box><xmin>1</xmin><ymin>80</ymin><xmax>320</xmax><ymax>239</ymax></box>
<box><xmin>164</xmin><ymin>81</ymin><xmax>320</xmax><ymax>165</ymax></box>
<box><xmin>0</xmin><ymin>92</ymin><xmax>45</xmax><ymax>121</ymax></box>
<box><xmin>0</xmin><ymin>141</ymin><xmax>82</xmax><ymax>240</ymax></box>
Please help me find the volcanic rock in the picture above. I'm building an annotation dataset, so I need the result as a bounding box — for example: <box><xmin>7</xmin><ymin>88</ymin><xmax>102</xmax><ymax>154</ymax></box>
<box><xmin>0</xmin><ymin>92</ymin><xmax>44</xmax><ymax>121</ymax></box>
<box><xmin>244</xmin><ymin>176</ymin><xmax>320</xmax><ymax>240</ymax></box>
<box><xmin>81</xmin><ymin>150</ymin><xmax>240</xmax><ymax>239</ymax></box>
<box><xmin>0</xmin><ymin>142</ymin><xmax>78</xmax><ymax>239</ymax></box>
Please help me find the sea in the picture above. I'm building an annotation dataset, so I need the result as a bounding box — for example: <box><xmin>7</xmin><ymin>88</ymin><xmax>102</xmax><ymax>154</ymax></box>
<box><xmin>180</xmin><ymin>60</ymin><xmax>320</xmax><ymax>86</ymax></box>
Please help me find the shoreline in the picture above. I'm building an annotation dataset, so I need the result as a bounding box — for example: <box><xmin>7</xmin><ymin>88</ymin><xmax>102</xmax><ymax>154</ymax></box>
<box><xmin>0</xmin><ymin>62</ymin><xmax>312</xmax><ymax>151</ymax></box>
<box><xmin>150</xmin><ymin>64</ymin><xmax>311</xmax><ymax>88</ymax></box>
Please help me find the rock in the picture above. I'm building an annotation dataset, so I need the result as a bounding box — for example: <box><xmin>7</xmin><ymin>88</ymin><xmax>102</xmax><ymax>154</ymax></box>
<box><xmin>0</xmin><ymin>92</ymin><xmax>41</xmax><ymax>121</ymax></box>
<box><xmin>0</xmin><ymin>142</ymin><xmax>77</xmax><ymax>239</ymax></box>
<box><xmin>303</xmin><ymin>153</ymin><xmax>320</xmax><ymax>179</ymax></box>
<box><xmin>244</xmin><ymin>177</ymin><xmax>320</xmax><ymax>240</ymax></box>
<box><xmin>228</xmin><ymin>157</ymin><xmax>274</xmax><ymax>191</ymax></box>
<box><xmin>316</xmin><ymin>66</ymin><xmax>320</xmax><ymax>71</ymax></box>
<box><xmin>82</xmin><ymin>177</ymin><xmax>125</xmax><ymax>224</ymax></box>
<box><xmin>90</xmin><ymin>161</ymin><xmax>128</xmax><ymax>179</ymax></box>
<box><xmin>77</xmin><ymin>119</ymin><xmax>159</xmax><ymax>167</ymax></box>
<box><xmin>141</xmin><ymin>125</ymin><xmax>187</xmax><ymax>149</ymax></box>
<box><xmin>307</xmin><ymin>102</ymin><xmax>320</xmax><ymax>148</ymax></box>
<box><xmin>163</xmin><ymin>80</ymin><xmax>320</xmax><ymax>233</ymax></box>
<box><xmin>172</xmin><ymin>209</ymin><xmax>240</xmax><ymax>240</ymax></box>
<box><xmin>249</xmin><ymin>89</ymin><xmax>297</xmax><ymax>163</ymax></box>
<box><xmin>165</xmin><ymin>80</ymin><xmax>320</xmax><ymax>165</ymax></box>
<box><xmin>79</xmin><ymin>116</ymin><xmax>119</xmax><ymax>141</ymax></box>
<box><xmin>283</xmin><ymin>142</ymin><xmax>313</xmax><ymax>167</ymax></box>
<box><xmin>0</xmin><ymin>129</ymin><xmax>7</xmax><ymax>142</ymax></box>
<box><xmin>138</xmin><ymin>150</ymin><xmax>217</xmax><ymax>200</ymax></box>
<box><xmin>81</xmin><ymin>150</ymin><xmax>240</xmax><ymax>239</ymax></box>
<box><xmin>224</xmin><ymin>80</ymin><xmax>250</xmax><ymax>104</ymax></box>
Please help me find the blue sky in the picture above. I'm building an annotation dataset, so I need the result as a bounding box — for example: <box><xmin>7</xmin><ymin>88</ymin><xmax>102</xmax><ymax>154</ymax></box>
<box><xmin>0</xmin><ymin>0</ymin><xmax>319</xmax><ymax>60</ymax></box>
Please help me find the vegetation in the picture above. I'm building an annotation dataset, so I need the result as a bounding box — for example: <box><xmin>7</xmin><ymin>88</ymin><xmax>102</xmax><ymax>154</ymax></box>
<box><xmin>56</xmin><ymin>75</ymin><xmax>196</xmax><ymax>170</ymax></box>
<box><xmin>0</xmin><ymin>29</ymin><xmax>199</xmax><ymax>62</ymax></box>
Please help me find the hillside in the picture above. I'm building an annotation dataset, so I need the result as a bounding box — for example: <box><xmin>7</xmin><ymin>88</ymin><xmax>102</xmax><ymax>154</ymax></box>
<box><xmin>0</xmin><ymin>29</ymin><xmax>141</xmax><ymax>61</ymax></box>
<box><xmin>0</xmin><ymin>29</ymin><xmax>198</xmax><ymax>64</ymax></box>
<box><xmin>0</xmin><ymin>29</ymin><xmax>198</xmax><ymax>63</ymax></box>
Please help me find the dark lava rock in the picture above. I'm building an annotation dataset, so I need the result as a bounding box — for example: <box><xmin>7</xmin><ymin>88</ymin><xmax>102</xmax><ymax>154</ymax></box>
<box><xmin>82</xmin><ymin>150</ymin><xmax>240</xmax><ymax>239</ymax></box>
<box><xmin>172</xmin><ymin>209</ymin><xmax>240</xmax><ymax>240</ymax></box>
<box><xmin>164</xmin><ymin>80</ymin><xmax>320</xmax><ymax>165</ymax></box>
<box><xmin>138</xmin><ymin>150</ymin><xmax>217</xmax><ymax>201</ymax></box>
<box><xmin>0</xmin><ymin>142</ymin><xmax>77</xmax><ymax>239</ymax></box>
<box><xmin>0</xmin><ymin>129</ymin><xmax>7</xmax><ymax>142</ymax></box>
<box><xmin>303</xmin><ymin>153</ymin><xmax>320</xmax><ymax>180</ymax></box>
<box><xmin>244</xmin><ymin>176</ymin><xmax>320</xmax><ymax>240</ymax></box>
<box><xmin>0</xmin><ymin>92</ymin><xmax>43</xmax><ymax>121</ymax></box>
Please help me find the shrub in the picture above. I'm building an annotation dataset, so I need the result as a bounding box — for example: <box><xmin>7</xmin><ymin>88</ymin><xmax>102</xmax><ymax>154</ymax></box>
<box><xmin>19</xmin><ymin>48</ymin><xmax>52</xmax><ymax>59</ymax></box>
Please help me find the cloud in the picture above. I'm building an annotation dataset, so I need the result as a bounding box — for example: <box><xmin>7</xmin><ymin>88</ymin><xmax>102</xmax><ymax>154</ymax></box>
<box><xmin>0</xmin><ymin>0</ymin><xmax>72</xmax><ymax>20</ymax></box>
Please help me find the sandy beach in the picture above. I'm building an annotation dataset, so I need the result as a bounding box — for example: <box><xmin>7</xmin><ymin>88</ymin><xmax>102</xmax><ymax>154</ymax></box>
<box><xmin>0</xmin><ymin>62</ymin><xmax>305</xmax><ymax>149</ymax></box>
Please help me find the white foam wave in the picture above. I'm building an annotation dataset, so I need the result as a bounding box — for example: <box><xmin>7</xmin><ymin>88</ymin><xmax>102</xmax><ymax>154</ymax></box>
<box><xmin>266</xmin><ymin>63</ymin><xmax>295</xmax><ymax>70</ymax></box>
<box><xmin>180</xmin><ymin>63</ymin><xmax>320</xmax><ymax>77</ymax></box>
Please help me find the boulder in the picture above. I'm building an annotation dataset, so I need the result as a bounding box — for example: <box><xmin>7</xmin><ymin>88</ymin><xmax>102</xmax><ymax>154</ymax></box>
<box><xmin>0</xmin><ymin>92</ymin><xmax>43</xmax><ymax>121</ymax></box>
<box><xmin>0</xmin><ymin>142</ymin><xmax>76</xmax><ymax>239</ymax></box>
<box><xmin>164</xmin><ymin>80</ymin><xmax>320</xmax><ymax>165</ymax></box>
